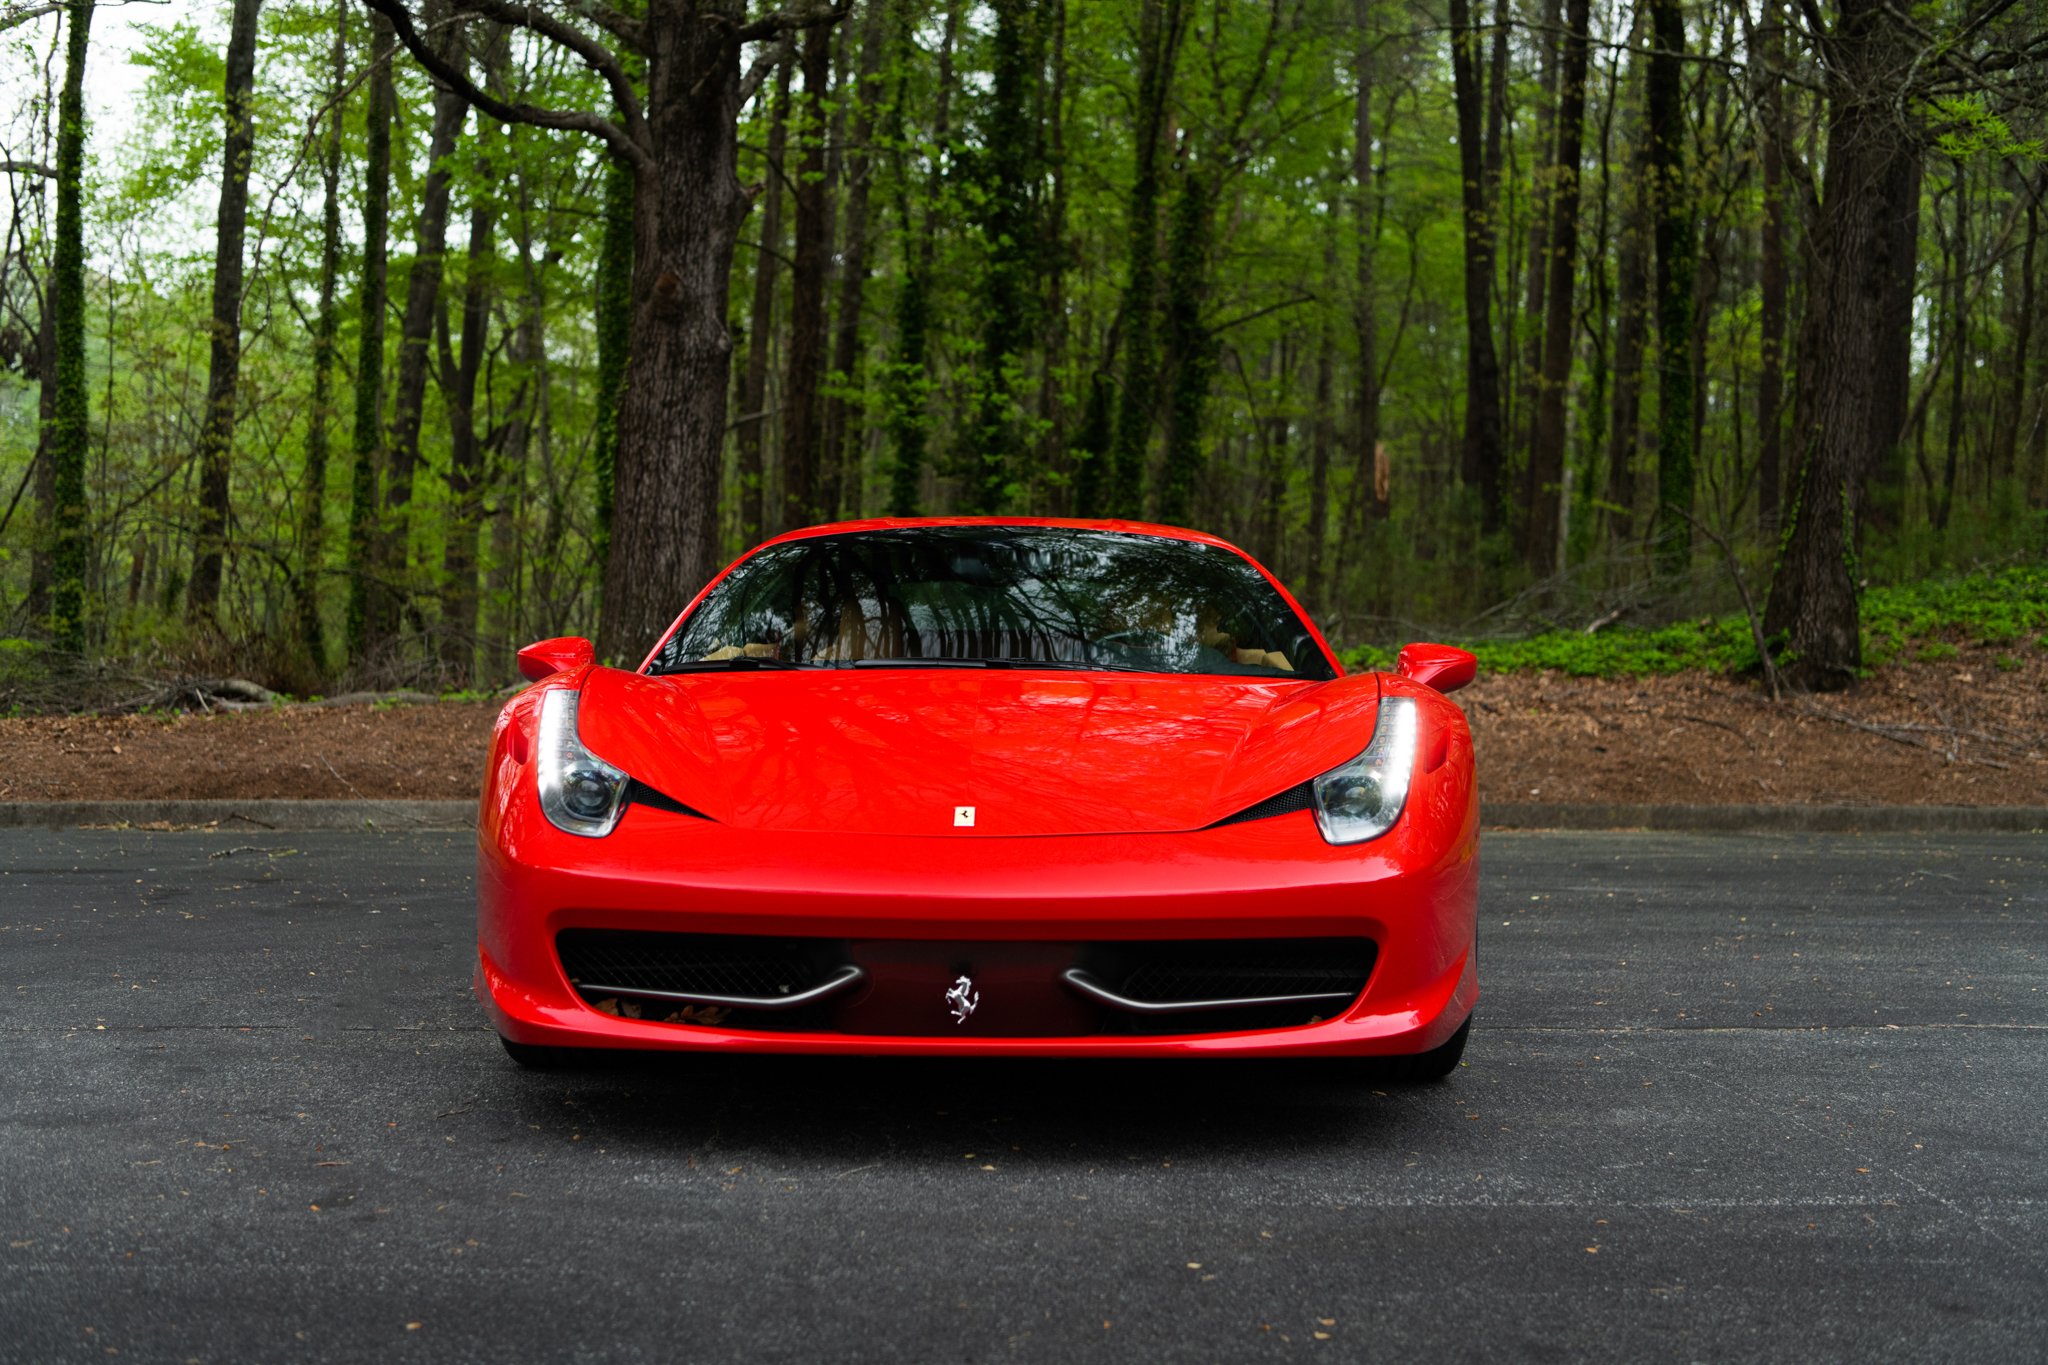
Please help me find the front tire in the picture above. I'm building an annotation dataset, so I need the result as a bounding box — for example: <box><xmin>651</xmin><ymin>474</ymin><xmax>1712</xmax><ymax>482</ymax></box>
<box><xmin>1383</xmin><ymin>1013</ymin><xmax>1471</xmax><ymax>1083</ymax></box>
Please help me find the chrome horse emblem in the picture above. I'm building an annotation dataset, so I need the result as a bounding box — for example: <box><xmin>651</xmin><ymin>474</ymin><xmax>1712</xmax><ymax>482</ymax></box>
<box><xmin>946</xmin><ymin>974</ymin><xmax>980</xmax><ymax>1024</ymax></box>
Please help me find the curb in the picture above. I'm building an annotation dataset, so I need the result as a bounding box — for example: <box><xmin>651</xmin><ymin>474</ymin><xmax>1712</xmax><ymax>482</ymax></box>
<box><xmin>1482</xmin><ymin>802</ymin><xmax>2048</xmax><ymax>834</ymax></box>
<box><xmin>0</xmin><ymin>799</ymin><xmax>477</xmax><ymax>832</ymax></box>
<box><xmin>0</xmin><ymin>799</ymin><xmax>2040</xmax><ymax>836</ymax></box>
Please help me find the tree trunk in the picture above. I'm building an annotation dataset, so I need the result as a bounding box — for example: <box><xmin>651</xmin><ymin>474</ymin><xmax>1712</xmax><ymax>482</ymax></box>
<box><xmin>1603</xmin><ymin>48</ymin><xmax>1650</xmax><ymax>550</ymax></box>
<box><xmin>1516</xmin><ymin>0</ymin><xmax>1563</xmax><ymax>486</ymax></box>
<box><xmin>2003</xmin><ymin>188</ymin><xmax>2037</xmax><ymax>488</ymax></box>
<box><xmin>1646</xmin><ymin>0</ymin><xmax>1696</xmax><ymax>576</ymax></box>
<box><xmin>383</xmin><ymin>12</ymin><xmax>468</xmax><ymax>642</ymax></box>
<box><xmin>437</xmin><ymin>29</ymin><xmax>505</xmax><ymax>680</ymax></box>
<box><xmin>736</xmin><ymin>56</ymin><xmax>790</xmax><ymax>548</ymax></box>
<box><xmin>1524</xmin><ymin>0</ymin><xmax>1589</xmax><ymax>574</ymax></box>
<box><xmin>598</xmin><ymin>2</ymin><xmax>849</xmax><ymax>662</ymax></box>
<box><xmin>779</xmin><ymin>20</ymin><xmax>837</xmax><ymax>532</ymax></box>
<box><xmin>1754</xmin><ymin>2</ymin><xmax>1787</xmax><ymax>534</ymax></box>
<box><xmin>185</xmin><ymin>0</ymin><xmax>261</xmax><ymax>624</ymax></box>
<box><xmin>884</xmin><ymin>0</ymin><xmax>961</xmax><ymax>517</ymax></box>
<box><xmin>1107</xmin><ymin>0</ymin><xmax>1184</xmax><ymax>518</ymax></box>
<box><xmin>819</xmin><ymin>0</ymin><xmax>888</xmax><ymax>522</ymax></box>
<box><xmin>46</xmin><ymin>0</ymin><xmax>91</xmax><ymax>652</ymax></box>
<box><xmin>967</xmin><ymin>0</ymin><xmax>1036</xmax><ymax>514</ymax></box>
<box><xmin>1936</xmin><ymin>164</ymin><xmax>1967</xmax><ymax>532</ymax></box>
<box><xmin>1156</xmin><ymin>163</ymin><xmax>1215</xmax><ymax>526</ymax></box>
<box><xmin>346</xmin><ymin>11</ymin><xmax>395</xmax><ymax>665</ymax></box>
<box><xmin>294</xmin><ymin>0</ymin><xmax>346</xmax><ymax>673</ymax></box>
<box><xmin>592</xmin><ymin>149</ymin><xmax>634</xmax><ymax>562</ymax></box>
<box><xmin>1345</xmin><ymin>0</ymin><xmax>1384</xmax><ymax>546</ymax></box>
<box><xmin>1762</xmin><ymin>0</ymin><xmax>1919</xmax><ymax>690</ymax></box>
<box><xmin>1448</xmin><ymin>0</ymin><xmax>1504</xmax><ymax>534</ymax></box>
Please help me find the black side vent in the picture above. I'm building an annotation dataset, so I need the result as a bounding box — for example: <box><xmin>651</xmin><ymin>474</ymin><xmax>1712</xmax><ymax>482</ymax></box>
<box><xmin>1209</xmin><ymin>782</ymin><xmax>1314</xmax><ymax>828</ymax></box>
<box><xmin>624</xmin><ymin>779</ymin><xmax>710</xmax><ymax>819</ymax></box>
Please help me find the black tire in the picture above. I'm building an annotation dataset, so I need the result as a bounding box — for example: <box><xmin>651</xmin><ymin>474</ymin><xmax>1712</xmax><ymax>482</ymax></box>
<box><xmin>499</xmin><ymin>1036</ymin><xmax>580</xmax><ymax>1070</ymax></box>
<box><xmin>1382</xmin><ymin>1014</ymin><xmax>1471</xmax><ymax>1083</ymax></box>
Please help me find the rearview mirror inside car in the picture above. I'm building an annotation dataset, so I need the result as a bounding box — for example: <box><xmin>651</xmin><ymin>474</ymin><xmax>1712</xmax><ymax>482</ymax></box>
<box><xmin>1395</xmin><ymin>642</ymin><xmax>1477</xmax><ymax>694</ymax></box>
<box><xmin>517</xmin><ymin>636</ymin><xmax>596</xmax><ymax>683</ymax></box>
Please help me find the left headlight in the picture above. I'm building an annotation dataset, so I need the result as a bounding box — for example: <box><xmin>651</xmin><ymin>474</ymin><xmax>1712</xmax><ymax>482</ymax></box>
<box><xmin>536</xmin><ymin>689</ymin><xmax>629</xmax><ymax>837</ymax></box>
<box><xmin>1311</xmin><ymin>696</ymin><xmax>1418</xmax><ymax>845</ymax></box>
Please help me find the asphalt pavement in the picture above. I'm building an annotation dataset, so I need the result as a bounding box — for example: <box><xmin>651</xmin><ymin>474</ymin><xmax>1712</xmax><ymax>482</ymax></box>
<box><xmin>2</xmin><ymin>829</ymin><xmax>2043</xmax><ymax>1363</ymax></box>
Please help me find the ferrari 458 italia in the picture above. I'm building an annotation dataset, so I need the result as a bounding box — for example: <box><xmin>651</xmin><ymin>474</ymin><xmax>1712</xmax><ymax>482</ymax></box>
<box><xmin>476</xmin><ymin>518</ymin><xmax>1479</xmax><ymax>1077</ymax></box>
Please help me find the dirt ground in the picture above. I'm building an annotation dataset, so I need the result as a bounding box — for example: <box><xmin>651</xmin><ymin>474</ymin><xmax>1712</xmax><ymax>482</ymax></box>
<box><xmin>1</xmin><ymin>643</ymin><xmax>2042</xmax><ymax>807</ymax></box>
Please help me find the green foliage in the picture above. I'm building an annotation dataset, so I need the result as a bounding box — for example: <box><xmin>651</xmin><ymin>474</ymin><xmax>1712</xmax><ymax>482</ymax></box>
<box><xmin>1339</xmin><ymin>565</ymin><xmax>2048</xmax><ymax>678</ymax></box>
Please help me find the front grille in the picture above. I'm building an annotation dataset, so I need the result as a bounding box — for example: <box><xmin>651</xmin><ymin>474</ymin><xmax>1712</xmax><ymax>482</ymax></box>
<box><xmin>1081</xmin><ymin>937</ymin><xmax>1376</xmax><ymax>1034</ymax></box>
<box><xmin>553</xmin><ymin>931</ymin><xmax>1375</xmax><ymax>1038</ymax></box>
<box><xmin>557</xmin><ymin>929</ymin><xmax>835</xmax><ymax>1000</ymax></box>
<box><xmin>1116</xmin><ymin>942</ymin><xmax>1376</xmax><ymax>1003</ymax></box>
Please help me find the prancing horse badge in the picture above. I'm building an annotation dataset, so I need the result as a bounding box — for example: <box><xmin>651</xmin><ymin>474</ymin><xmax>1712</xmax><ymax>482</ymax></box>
<box><xmin>954</xmin><ymin>806</ymin><xmax>976</xmax><ymax>827</ymax></box>
<box><xmin>946</xmin><ymin>974</ymin><xmax>980</xmax><ymax>1024</ymax></box>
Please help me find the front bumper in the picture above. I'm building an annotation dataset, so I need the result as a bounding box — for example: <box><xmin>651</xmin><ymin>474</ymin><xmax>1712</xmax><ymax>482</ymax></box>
<box><xmin>475</xmin><ymin>773</ymin><xmax>1480</xmax><ymax>1058</ymax></box>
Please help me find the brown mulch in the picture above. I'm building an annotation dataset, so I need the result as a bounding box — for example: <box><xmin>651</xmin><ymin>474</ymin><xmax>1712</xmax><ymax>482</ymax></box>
<box><xmin>0</xmin><ymin>643</ymin><xmax>2041</xmax><ymax>807</ymax></box>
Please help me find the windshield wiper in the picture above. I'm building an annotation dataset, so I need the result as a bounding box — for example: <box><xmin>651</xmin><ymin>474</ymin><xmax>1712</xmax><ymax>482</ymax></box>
<box><xmin>661</xmin><ymin>656</ymin><xmax>809</xmax><ymax>673</ymax></box>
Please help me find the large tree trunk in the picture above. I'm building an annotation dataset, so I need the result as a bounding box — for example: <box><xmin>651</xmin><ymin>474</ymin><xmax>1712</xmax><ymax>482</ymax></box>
<box><xmin>2002</xmin><ymin>187</ymin><xmax>2038</xmax><ymax>488</ymax></box>
<box><xmin>598</xmin><ymin>2</ymin><xmax>840</xmax><ymax>662</ymax></box>
<box><xmin>1447</xmin><ymin>0</ymin><xmax>1504</xmax><ymax>534</ymax></box>
<box><xmin>294</xmin><ymin>0</ymin><xmax>346</xmax><ymax>673</ymax></box>
<box><xmin>1155</xmin><ymin>163</ymin><xmax>1216</xmax><ymax>526</ymax></box>
<box><xmin>1646</xmin><ymin>0</ymin><xmax>1696</xmax><ymax>576</ymax></box>
<box><xmin>779</xmin><ymin>20</ymin><xmax>837</xmax><ymax>532</ymax></box>
<box><xmin>383</xmin><ymin>12</ymin><xmax>468</xmax><ymax>642</ymax></box>
<box><xmin>1763</xmin><ymin>0</ymin><xmax>1919</xmax><ymax>690</ymax></box>
<box><xmin>735</xmin><ymin>56</ymin><xmax>789</xmax><ymax>549</ymax></box>
<box><xmin>346</xmin><ymin>12</ymin><xmax>396</xmax><ymax>665</ymax></box>
<box><xmin>1524</xmin><ymin>0</ymin><xmax>1590</xmax><ymax>574</ymax></box>
<box><xmin>1107</xmin><ymin>0</ymin><xmax>1184</xmax><ymax>518</ymax></box>
<box><xmin>185</xmin><ymin>0</ymin><xmax>261</xmax><ymax>624</ymax></box>
<box><xmin>46</xmin><ymin>0</ymin><xmax>91</xmax><ymax>652</ymax></box>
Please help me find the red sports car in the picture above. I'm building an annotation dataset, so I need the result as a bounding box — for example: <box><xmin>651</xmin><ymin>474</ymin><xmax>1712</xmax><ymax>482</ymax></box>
<box><xmin>476</xmin><ymin>518</ymin><xmax>1479</xmax><ymax>1077</ymax></box>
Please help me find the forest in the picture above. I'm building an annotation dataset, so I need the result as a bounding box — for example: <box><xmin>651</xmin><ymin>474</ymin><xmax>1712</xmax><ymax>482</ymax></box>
<box><xmin>0</xmin><ymin>0</ymin><xmax>2043</xmax><ymax>696</ymax></box>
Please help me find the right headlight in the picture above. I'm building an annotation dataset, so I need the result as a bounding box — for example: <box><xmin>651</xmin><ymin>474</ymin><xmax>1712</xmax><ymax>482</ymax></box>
<box><xmin>535</xmin><ymin>689</ymin><xmax>630</xmax><ymax>837</ymax></box>
<box><xmin>1311</xmin><ymin>697</ymin><xmax>1418</xmax><ymax>845</ymax></box>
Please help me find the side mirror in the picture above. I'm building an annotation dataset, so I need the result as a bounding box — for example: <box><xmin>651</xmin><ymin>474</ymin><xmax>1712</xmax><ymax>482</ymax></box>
<box><xmin>517</xmin><ymin>635</ymin><xmax>596</xmax><ymax>683</ymax></box>
<box><xmin>1395</xmin><ymin>642</ymin><xmax>1477</xmax><ymax>694</ymax></box>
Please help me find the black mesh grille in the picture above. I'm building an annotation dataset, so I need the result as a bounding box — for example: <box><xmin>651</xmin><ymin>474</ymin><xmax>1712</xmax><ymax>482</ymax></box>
<box><xmin>557</xmin><ymin>930</ymin><xmax>832</xmax><ymax>1000</ymax></box>
<box><xmin>1209</xmin><ymin>782</ymin><xmax>1314</xmax><ymax>827</ymax></box>
<box><xmin>1108</xmin><ymin>939</ymin><xmax>1375</xmax><ymax>1005</ymax></box>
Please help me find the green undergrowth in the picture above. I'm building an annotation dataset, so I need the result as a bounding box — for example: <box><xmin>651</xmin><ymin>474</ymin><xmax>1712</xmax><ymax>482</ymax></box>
<box><xmin>1340</xmin><ymin>563</ymin><xmax>2048</xmax><ymax>678</ymax></box>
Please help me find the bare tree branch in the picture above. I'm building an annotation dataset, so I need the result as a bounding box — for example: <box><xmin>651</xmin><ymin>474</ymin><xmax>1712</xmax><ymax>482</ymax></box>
<box><xmin>737</xmin><ymin>30</ymin><xmax>791</xmax><ymax>107</ymax></box>
<box><xmin>734</xmin><ymin>0</ymin><xmax>850</xmax><ymax>46</ymax></box>
<box><xmin>1</xmin><ymin>158</ymin><xmax>55</xmax><ymax>177</ymax></box>
<box><xmin>448</xmin><ymin>0</ymin><xmax>647</xmax><ymax>132</ymax></box>
<box><xmin>357</xmin><ymin>0</ymin><xmax>651</xmax><ymax>171</ymax></box>
<box><xmin>0</xmin><ymin>2</ymin><xmax>61</xmax><ymax>33</ymax></box>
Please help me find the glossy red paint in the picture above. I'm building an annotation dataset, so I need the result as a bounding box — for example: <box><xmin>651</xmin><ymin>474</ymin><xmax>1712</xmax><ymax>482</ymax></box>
<box><xmin>1396</xmin><ymin>642</ymin><xmax>1479</xmax><ymax>695</ymax></box>
<box><xmin>476</xmin><ymin>518</ymin><xmax>1479</xmax><ymax>1060</ymax></box>
<box><xmin>516</xmin><ymin>635</ymin><xmax>595</xmax><ymax>683</ymax></box>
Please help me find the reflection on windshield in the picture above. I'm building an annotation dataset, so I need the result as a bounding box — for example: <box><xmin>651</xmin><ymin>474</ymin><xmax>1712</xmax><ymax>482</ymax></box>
<box><xmin>649</xmin><ymin>527</ymin><xmax>1332</xmax><ymax>679</ymax></box>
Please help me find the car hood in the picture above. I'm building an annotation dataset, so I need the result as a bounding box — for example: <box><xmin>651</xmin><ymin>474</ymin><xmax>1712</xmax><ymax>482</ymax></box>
<box><xmin>576</xmin><ymin>666</ymin><xmax>1382</xmax><ymax>837</ymax></box>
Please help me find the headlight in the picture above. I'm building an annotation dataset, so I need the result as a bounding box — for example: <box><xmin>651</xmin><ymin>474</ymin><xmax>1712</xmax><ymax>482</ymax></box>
<box><xmin>536</xmin><ymin>689</ymin><xmax>629</xmax><ymax>837</ymax></box>
<box><xmin>1311</xmin><ymin>697</ymin><xmax>1418</xmax><ymax>845</ymax></box>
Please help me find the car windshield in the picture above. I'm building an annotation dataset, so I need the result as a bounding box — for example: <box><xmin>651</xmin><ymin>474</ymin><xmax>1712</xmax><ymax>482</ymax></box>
<box><xmin>648</xmin><ymin>526</ymin><xmax>1333</xmax><ymax>680</ymax></box>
